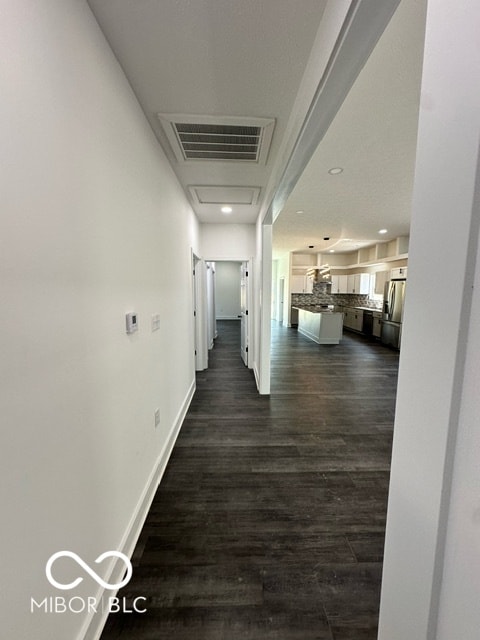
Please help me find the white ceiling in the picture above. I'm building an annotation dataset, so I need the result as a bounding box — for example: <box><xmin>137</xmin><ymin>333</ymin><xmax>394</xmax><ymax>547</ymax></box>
<box><xmin>273</xmin><ymin>0</ymin><xmax>427</xmax><ymax>257</ymax></box>
<box><xmin>87</xmin><ymin>0</ymin><xmax>427</xmax><ymax>257</ymax></box>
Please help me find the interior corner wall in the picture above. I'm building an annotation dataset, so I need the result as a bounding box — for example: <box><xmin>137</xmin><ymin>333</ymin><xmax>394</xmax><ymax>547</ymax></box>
<box><xmin>0</xmin><ymin>2</ymin><xmax>199</xmax><ymax>639</ymax></box>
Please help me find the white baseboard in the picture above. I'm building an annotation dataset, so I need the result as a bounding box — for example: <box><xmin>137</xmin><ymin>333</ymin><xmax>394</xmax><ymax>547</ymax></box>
<box><xmin>253</xmin><ymin>361</ymin><xmax>260</xmax><ymax>391</ymax></box>
<box><xmin>79</xmin><ymin>377</ymin><xmax>196</xmax><ymax>640</ymax></box>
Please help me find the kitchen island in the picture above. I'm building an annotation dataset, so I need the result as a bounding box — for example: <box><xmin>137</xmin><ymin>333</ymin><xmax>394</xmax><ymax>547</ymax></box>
<box><xmin>293</xmin><ymin>306</ymin><xmax>343</xmax><ymax>344</ymax></box>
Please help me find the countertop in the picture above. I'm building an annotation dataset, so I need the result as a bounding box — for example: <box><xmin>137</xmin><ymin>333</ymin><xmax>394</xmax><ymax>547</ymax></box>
<box><xmin>292</xmin><ymin>304</ymin><xmax>381</xmax><ymax>314</ymax></box>
<box><xmin>292</xmin><ymin>305</ymin><xmax>339</xmax><ymax>314</ymax></box>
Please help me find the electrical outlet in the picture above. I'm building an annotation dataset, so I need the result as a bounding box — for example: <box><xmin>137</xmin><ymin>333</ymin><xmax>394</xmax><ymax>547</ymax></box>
<box><xmin>154</xmin><ymin>408</ymin><xmax>160</xmax><ymax>428</ymax></box>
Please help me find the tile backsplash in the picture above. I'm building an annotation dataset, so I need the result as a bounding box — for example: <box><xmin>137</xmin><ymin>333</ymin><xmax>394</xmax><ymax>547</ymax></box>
<box><xmin>291</xmin><ymin>282</ymin><xmax>382</xmax><ymax>310</ymax></box>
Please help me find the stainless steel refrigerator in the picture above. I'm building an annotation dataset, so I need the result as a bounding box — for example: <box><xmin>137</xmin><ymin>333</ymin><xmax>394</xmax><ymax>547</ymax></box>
<box><xmin>381</xmin><ymin>278</ymin><xmax>406</xmax><ymax>349</ymax></box>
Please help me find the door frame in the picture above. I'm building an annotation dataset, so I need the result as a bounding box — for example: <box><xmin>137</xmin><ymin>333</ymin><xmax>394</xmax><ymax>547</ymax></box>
<box><xmin>192</xmin><ymin>252</ymin><xmax>208</xmax><ymax>371</ymax></box>
<box><xmin>278</xmin><ymin>276</ymin><xmax>285</xmax><ymax>324</ymax></box>
<box><xmin>240</xmin><ymin>260</ymin><xmax>250</xmax><ymax>366</ymax></box>
<box><xmin>201</xmin><ymin>257</ymin><xmax>254</xmax><ymax>370</ymax></box>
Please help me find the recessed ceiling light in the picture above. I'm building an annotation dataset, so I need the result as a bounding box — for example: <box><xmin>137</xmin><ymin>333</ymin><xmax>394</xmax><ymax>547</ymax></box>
<box><xmin>329</xmin><ymin>249</ymin><xmax>335</xmax><ymax>253</ymax></box>
<box><xmin>221</xmin><ymin>206</ymin><xmax>233</xmax><ymax>214</ymax></box>
<box><xmin>378</xmin><ymin>228</ymin><xmax>388</xmax><ymax>234</ymax></box>
<box><xmin>295</xmin><ymin>210</ymin><xmax>304</xmax><ymax>214</ymax></box>
<box><xmin>328</xmin><ymin>167</ymin><xmax>343</xmax><ymax>175</ymax></box>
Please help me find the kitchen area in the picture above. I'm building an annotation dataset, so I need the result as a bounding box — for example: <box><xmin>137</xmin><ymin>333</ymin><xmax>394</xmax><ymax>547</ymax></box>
<box><xmin>282</xmin><ymin>237</ymin><xmax>408</xmax><ymax>349</ymax></box>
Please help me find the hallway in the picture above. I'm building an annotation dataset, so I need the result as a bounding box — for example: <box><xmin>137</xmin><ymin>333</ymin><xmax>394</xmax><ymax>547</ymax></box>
<box><xmin>101</xmin><ymin>320</ymin><xmax>399</xmax><ymax>640</ymax></box>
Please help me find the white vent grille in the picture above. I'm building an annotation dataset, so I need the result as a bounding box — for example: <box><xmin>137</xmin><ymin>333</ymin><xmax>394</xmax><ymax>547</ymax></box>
<box><xmin>174</xmin><ymin>123</ymin><xmax>261</xmax><ymax>161</ymax></box>
<box><xmin>158</xmin><ymin>114</ymin><xmax>275</xmax><ymax>164</ymax></box>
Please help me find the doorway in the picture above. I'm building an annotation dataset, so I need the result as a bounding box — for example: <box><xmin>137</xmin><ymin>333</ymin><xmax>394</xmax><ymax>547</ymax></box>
<box><xmin>202</xmin><ymin>259</ymin><xmax>251</xmax><ymax>368</ymax></box>
<box><xmin>240</xmin><ymin>261</ymin><xmax>249</xmax><ymax>366</ymax></box>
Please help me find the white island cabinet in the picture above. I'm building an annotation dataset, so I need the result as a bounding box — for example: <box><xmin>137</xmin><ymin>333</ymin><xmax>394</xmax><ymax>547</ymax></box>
<box><xmin>295</xmin><ymin>308</ymin><xmax>343</xmax><ymax>344</ymax></box>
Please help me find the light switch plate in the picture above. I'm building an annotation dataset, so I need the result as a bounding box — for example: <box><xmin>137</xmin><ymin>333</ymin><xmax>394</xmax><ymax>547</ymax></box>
<box><xmin>151</xmin><ymin>314</ymin><xmax>160</xmax><ymax>332</ymax></box>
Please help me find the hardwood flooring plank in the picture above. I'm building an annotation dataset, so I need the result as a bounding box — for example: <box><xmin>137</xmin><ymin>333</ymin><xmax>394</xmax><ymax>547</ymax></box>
<box><xmin>113</xmin><ymin>604</ymin><xmax>334</xmax><ymax>640</ymax></box>
<box><xmin>314</xmin><ymin>563</ymin><xmax>383</xmax><ymax>625</ymax></box>
<box><xmin>100</xmin><ymin>320</ymin><xmax>399</xmax><ymax>640</ymax></box>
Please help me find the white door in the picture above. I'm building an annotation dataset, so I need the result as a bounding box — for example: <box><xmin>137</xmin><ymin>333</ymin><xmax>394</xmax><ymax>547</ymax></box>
<box><xmin>205</xmin><ymin>262</ymin><xmax>216</xmax><ymax>349</ymax></box>
<box><xmin>240</xmin><ymin>262</ymin><xmax>249</xmax><ymax>366</ymax></box>
<box><xmin>192</xmin><ymin>255</ymin><xmax>201</xmax><ymax>370</ymax></box>
<box><xmin>278</xmin><ymin>277</ymin><xmax>285</xmax><ymax>323</ymax></box>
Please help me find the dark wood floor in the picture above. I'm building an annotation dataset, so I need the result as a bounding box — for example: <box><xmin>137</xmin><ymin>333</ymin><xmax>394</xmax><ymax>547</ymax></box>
<box><xmin>101</xmin><ymin>320</ymin><xmax>399</xmax><ymax>640</ymax></box>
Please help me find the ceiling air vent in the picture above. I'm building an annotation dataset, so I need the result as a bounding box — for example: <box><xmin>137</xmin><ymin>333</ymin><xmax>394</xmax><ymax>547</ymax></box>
<box><xmin>157</xmin><ymin>114</ymin><xmax>275</xmax><ymax>164</ymax></box>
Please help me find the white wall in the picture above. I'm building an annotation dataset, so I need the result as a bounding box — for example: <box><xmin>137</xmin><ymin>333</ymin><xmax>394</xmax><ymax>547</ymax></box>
<box><xmin>0</xmin><ymin>2</ymin><xmax>199</xmax><ymax>638</ymax></box>
<box><xmin>378</xmin><ymin>1</ymin><xmax>480</xmax><ymax>638</ymax></box>
<box><xmin>200</xmin><ymin>223</ymin><xmax>256</xmax><ymax>260</ymax></box>
<box><xmin>436</xmin><ymin>198</ymin><xmax>480</xmax><ymax>639</ymax></box>
<box><xmin>215</xmin><ymin>262</ymin><xmax>242</xmax><ymax>320</ymax></box>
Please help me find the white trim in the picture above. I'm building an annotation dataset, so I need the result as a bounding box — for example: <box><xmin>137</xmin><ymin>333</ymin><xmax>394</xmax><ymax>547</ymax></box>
<box><xmin>79</xmin><ymin>378</ymin><xmax>196</xmax><ymax>640</ymax></box>
<box><xmin>246</xmin><ymin>258</ymin><xmax>254</xmax><ymax>370</ymax></box>
<box><xmin>194</xmin><ymin>258</ymin><xmax>209</xmax><ymax>371</ymax></box>
<box><xmin>258</xmin><ymin>224</ymin><xmax>272</xmax><ymax>394</ymax></box>
<box><xmin>188</xmin><ymin>185</ymin><xmax>261</xmax><ymax>206</ymax></box>
<box><xmin>253</xmin><ymin>362</ymin><xmax>260</xmax><ymax>391</ymax></box>
<box><xmin>378</xmin><ymin>1</ymin><xmax>480</xmax><ymax>636</ymax></box>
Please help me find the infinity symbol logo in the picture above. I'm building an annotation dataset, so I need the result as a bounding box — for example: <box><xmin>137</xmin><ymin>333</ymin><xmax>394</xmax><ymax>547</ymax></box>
<box><xmin>46</xmin><ymin>551</ymin><xmax>133</xmax><ymax>591</ymax></box>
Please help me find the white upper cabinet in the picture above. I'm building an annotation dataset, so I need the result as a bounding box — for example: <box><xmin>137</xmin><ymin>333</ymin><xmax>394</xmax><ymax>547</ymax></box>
<box><xmin>332</xmin><ymin>273</ymin><xmax>370</xmax><ymax>294</ymax></box>
<box><xmin>291</xmin><ymin>274</ymin><xmax>313</xmax><ymax>294</ymax></box>
<box><xmin>290</xmin><ymin>253</ymin><xmax>316</xmax><ymax>294</ymax></box>
<box><xmin>305</xmin><ymin>276</ymin><xmax>314</xmax><ymax>293</ymax></box>
<box><xmin>331</xmin><ymin>274</ymin><xmax>348</xmax><ymax>294</ymax></box>
<box><xmin>347</xmin><ymin>273</ymin><xmax>370</xmax><ymax>294</ymax></box>
<box><xmin>390</xmin><ymin>267</ymin><xmax>408</xmax><ymax>279</ymax></box>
